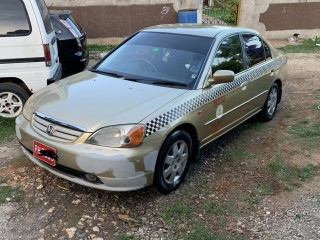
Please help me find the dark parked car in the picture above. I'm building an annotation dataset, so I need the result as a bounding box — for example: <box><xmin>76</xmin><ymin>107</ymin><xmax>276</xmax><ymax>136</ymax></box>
<box><xmin>50</xmin><ymin>10</ymin><xmax>89</xmax><ymax>76</ymax></box>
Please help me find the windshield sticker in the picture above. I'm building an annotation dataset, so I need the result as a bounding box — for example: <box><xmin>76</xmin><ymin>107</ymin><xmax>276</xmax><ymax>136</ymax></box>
<box><xmin>191</xmin><ymin>74</ymin><xmax>197</xmax><ymax>79</ymax></box>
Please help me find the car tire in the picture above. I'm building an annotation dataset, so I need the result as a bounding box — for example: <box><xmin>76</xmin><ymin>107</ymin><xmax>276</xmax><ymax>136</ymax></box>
<box><xmin>259</xmin><ymin>83</ymin><xmax>279</xmax><ymax>122</ymax></box>
<box><xmin>0</xmin><ymin>82</ymin><xmax>30</xmax><ymax>118</ymax></box>
<box><xmin>154</xmin><ymin>130</ymin><xmax>193</xmax><ymax>194</ymax></box>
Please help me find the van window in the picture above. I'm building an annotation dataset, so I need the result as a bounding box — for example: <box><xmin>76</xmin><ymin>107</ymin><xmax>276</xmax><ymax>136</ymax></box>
<box><xmin>0</xmin><ymin>0</ymin><xmax>31</xmax><ymax>36</ymax></box>
<box><xmin>35</xmin><ymin>0</ymin><xmax>53</xmax><ymax>33</ymax></box>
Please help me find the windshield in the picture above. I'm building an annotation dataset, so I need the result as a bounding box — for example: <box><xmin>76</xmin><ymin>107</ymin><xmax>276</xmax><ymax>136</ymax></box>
<box><xmin>95</xmin><ymin>32</ymin><xmax>213</xmax><ymax>89</ymax></box>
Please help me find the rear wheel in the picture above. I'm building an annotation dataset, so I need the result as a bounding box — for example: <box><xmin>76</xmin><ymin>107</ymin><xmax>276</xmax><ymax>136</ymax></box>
<box><xmin>259</xmin><ymin>83</ymin><xmax>279</xmax><ymax>122</ymax></box>
<box><xmin>0</xmin><ymin>83</ymin><xmax>30</xmax><ymax>118</ymax></box>
<box><xmin>154</xmin><ymin>130</ymin><xmax>193</xmax><ymax>194</ymax></box>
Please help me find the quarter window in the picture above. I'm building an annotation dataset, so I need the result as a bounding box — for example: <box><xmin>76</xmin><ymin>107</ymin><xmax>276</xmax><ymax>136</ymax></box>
<box><xmin>242</xmin><ymin>34</ymin><xmax>265</xmax><ymax>68</ymax></box>
<box><xmin>212</xmin><ymin>35</ymin><xmax>243</xmax><ymax>74</ymax></box>
<box><xmin>0</xmin><ymin>0</ymin><xmax>31</xmax><ymax>36</ymax></box>
<box><xmin>35</xmin><ymin>0</ymin><xmax>53</xmax><ymax>33</ymax></box>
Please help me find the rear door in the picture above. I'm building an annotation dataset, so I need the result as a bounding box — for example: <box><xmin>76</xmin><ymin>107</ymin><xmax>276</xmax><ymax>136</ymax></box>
<box><xmin>241</xmin><ymin>34</ymin><xmax>272</xmax><ymax>111</ymax></box>
<box><xmin>33</xmin><ymin>0</ymin><xmax>59</xmax><ymax>71</ymax></box>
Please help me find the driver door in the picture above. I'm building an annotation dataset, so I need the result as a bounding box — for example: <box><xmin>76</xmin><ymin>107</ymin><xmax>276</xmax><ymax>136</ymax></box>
<box><xmin>198</xmin><ymin>34</ymin><xmax>253</xmax><ymax>146</ymax></box>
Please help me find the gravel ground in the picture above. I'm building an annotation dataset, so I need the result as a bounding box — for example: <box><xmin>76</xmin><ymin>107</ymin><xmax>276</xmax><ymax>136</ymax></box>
<box><xmin>240</xmin><ymin>175</ymin><xmax>320</xmax><ymax>240</ymax></box>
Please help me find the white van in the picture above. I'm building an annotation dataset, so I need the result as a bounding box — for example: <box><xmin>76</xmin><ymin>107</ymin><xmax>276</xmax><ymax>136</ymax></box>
<box><xmin>0</xmin><ymin>0</ymin><xmax>62</xmax><ymax>118</ymax></box>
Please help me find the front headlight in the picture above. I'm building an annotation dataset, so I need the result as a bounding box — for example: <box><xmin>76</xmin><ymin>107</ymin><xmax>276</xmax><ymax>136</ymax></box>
<box><xmin>22</xmin><ymin>94</ymin><xmax>35</xmax><ymax>120</ymax></box>
<box><xmin>86</xmin><ymin>125</ymin><xmax>145</xmax><ymax>148</ymax></box>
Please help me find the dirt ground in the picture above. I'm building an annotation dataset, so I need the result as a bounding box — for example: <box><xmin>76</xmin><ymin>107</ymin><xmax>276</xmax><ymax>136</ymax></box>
<box><xmin>0</xmin><ymin>52</ymin><xmax>319</xmax><ymax>240</ymax></box>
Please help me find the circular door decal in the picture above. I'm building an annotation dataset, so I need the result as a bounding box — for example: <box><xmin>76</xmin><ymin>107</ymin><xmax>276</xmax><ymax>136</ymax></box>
<box><xmin>216</xmin><ymin>105</ymin><xmax>224</xmax><ymax>118</ymax></box>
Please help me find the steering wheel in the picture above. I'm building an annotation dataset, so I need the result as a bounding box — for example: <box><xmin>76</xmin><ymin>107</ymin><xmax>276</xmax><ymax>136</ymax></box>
<box><xmin>130</xmin><ymin>58</ymin><xmax>157</xmax><ymax>72</ymax></box>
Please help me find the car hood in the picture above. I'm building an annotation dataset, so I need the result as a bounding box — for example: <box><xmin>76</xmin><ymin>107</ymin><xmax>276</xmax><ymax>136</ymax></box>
<box><xmin>33</xmin><ymin>71</ymin><xmax>188</xmax><ymax>132</ymax></box>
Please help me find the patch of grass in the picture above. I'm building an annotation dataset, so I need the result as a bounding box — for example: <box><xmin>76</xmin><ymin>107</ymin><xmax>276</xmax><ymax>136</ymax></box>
<box><xmin>186</xmin><ymin>224</ymin><xmax>243</xmax><ymax>240</ymax></box>
<box><xmin>247</xmin><ymin>196</ymin><xmax>260</xmax><ymax>205</ymax></box>
<box><xmin>313</xmin><ymin>89</ymin><xmax>320</xmax><ymax>99</ymax></box>
<box><xmin>247</xmin><ymin>184</ymin><xmax>274</xmax><ymax>205</ymax></box>
<box><xmin>0</xmin><ymin>178</ymin><xmax>5</xmax><ymax>184</ymax></box>
<box><xmin>297</xmin><ymin>164</ymin><xmax>317</xmax><ymax>181</ymax></box>
<box><xmin>160</xmin><ymin>202</ymin><xmax>192</xmax><ymax>222</ymax></box>
<box><xmin>278</xmin><ymin>38</ymin><xmax>320</xmax><ymax>53</ymax></box>
<box><xmin>0</xmin><ymin>117</ymin><xmax>16</xmax><ymax>141</ymax></box>
<box><xmin>203</xmin><ymin>201</ymin><xmax>235</xmax><ymax>214</ymax></box>
<box><xmin>66</xmin><ymin>213</ymin><xmax>81</xmax><ymax>228</ymax></box>
<box><xmin>245</xmin><ymin>121</ymin><xmax>268</xmax><ymax>131</ymax></box>
<box><xmin>87</xmin><ymin>44</ymin><xmax>116</xmax><ymax>52</ymax></box>
<box><xmin>289</xmin><ymin>120</ymin><xmax>320</xmax><ymax>138</ymax></box>
<box><xmin>224</xmin><ymin>145</ymin><xmax>255</xmax><ymax>162</ymax></box>
<box><xmin>252</xmin><ymin>185</ymin><xmax>274</xmax><ymax>196</ymax></box>
<box><xmin>115</xmin><ymin>235</ymin><xmax>135</xmax><ymax>240</ymax></box>
<box><xmin>0</xmin><ymin>186</ymin><xmax>25</xmax><ymax>203</ymax></box>
<box><xmin>289</xmin><ymin>150</ymin><xmax>302</xmax><ymax>155</ymax></box>
<box><xmin>268</xmin><ymin>160</ymin><xmax>318</xmax><ymax>190</ymax></box>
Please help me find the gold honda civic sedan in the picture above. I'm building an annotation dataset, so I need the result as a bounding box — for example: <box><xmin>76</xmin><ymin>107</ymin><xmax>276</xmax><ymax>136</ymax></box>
<box><xmin>16</xmin><ymin>25</ymin><xmax>287</xmax><ymax>194</ymax></box>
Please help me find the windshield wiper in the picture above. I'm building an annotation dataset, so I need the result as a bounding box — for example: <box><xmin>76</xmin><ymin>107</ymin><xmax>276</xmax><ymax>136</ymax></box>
<box><xmin>152</xmin><ymin>80</ymin><xmax>187</xmax><ymax>87</ymax></box>
<box><xmin>91</xmin><ymin>69</ymin><xmax>126</xmax><ymax>78</ymax></box>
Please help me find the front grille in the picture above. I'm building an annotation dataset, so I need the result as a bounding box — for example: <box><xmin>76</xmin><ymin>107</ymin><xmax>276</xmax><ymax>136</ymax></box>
<box><xmin>32</xmin><ymin>113</ymin><xmax>85</xmax><ymax>142</ymax></box>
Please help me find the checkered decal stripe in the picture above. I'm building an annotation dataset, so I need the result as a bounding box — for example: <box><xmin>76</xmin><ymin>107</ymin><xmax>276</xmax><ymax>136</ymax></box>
<box><xmin>145</xmin><ymin>57</ymin><xmax>286</xmax><ymax>137</ymax></box>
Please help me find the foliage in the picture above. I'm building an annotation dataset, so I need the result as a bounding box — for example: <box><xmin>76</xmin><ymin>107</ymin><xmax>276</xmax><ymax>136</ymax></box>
<box><xmin>223</xmin><ymin>0</ymin><xmax>238</xmax><ymax>24</ymax></box>
<box><xmin>268</xmin><ymin>160</ymin><xmax>318</xmax><ymax>190</ymax></box>
<box><xmin>0</xmin><ymin>117</ymin><xmax>16</xmax><ymax>141</ymax></box>
<box><xmin>203</xmin><ymin>0</ymin><xmax>238</xmax><ymax>24</ymax></box>
<box><xmin>186</xmin><ymin>224</ymin><xmax>244</xmax><ymax>240</ymax></box>
<box><xmin>87</xmin><ymin>44</ymin><xmax>116</xmax><ymax>52</ymax></box>
<box><xmin>288</xmin><ymin>120</ymin><xmax>320</xmax><ymax>138</ymax></box>
<box><xmin>160</xmin><ymin>202</ymin><xmax>192</xmax><ymax>222</ymax></box>
<box><xmin>0</xmin><ymin>186</ymin><xmax>25</xmax><ymax>203</ymax></box>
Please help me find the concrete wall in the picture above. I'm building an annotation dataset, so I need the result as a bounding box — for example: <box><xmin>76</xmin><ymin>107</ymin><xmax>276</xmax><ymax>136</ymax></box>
<box><xmin>238</xmin><ymin>0</ymin><xmax>320</xmax><ymax>39</ymax></box>
<box><xmin>46</xmin><ymin>0</ymin><xmax>203</xmax><ymax>43</ymax></box>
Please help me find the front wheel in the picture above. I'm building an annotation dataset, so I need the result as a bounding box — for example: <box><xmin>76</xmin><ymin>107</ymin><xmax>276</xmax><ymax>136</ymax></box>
<box><xmin>154</xmin><ymin>130</ymin><xmax>193</xmax><ymax>194</ymax></box>
<box><xmin>259</xmin><ymin>83</ymin><xmax>279</xmax><ymax>122</ymax></box>
<box><xmin>0</xmin><ymin>83</ymin><xmax>30</xmax><ymax>118</ymax></box>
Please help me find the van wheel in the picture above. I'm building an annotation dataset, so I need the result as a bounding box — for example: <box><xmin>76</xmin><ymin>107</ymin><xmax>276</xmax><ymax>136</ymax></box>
<box><xmin>0</xmin><ymin>83</ymin><xmax>30</xmax><ymax>118</ymax></box>
<box><xmin>154</xmin><ymin>130</ymin><xmax>192</xmax><ymax>194</ymax></box>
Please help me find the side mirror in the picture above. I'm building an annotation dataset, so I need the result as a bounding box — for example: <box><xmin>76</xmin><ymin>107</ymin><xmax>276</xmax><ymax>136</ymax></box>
<box><xmin>205</xmin><ymin>70</ymin><xmax>235</xmax><ymax>88</ymax></box>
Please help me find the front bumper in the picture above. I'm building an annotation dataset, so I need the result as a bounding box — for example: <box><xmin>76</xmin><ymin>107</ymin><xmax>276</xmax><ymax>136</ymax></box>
<box><xmin>16</xmin><ymin>114</ymin><xmax>163</xmax><ymax>191</ymax></box>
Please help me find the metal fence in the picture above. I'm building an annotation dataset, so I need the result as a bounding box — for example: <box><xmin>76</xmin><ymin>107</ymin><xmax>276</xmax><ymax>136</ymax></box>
<box><xmin>202</xmin><ymin>0</ymin><xmax>238</xmax><ymax>25</ymax></box>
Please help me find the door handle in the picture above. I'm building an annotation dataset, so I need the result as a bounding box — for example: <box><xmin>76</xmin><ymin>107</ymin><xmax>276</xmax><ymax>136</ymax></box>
<box><xmin>270</xmin><ymin>69</ymin><xmax>275</xmax><ymax>76</ymax></box>
<box><xmin>240</xmin><ymin>81</ymin><xmax>248</xmax><ymax>90</ymax></box>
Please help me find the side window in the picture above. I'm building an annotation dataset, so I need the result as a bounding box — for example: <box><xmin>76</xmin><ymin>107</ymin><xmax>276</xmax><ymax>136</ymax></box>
<box><xmin>35</xmin><ymin>0</ymin><xmax>53</xmax><ymax>33</ymax></box>
<box><xmin>242</xmin><ymin>34</ymin><xmax>265</xmax><ymax>68</ymax></box>
<box><xmin>263</xmin><ymin>41</ymin><xmax>272</xmax><ymax>60</ymax></box>
<box><xmin>212</xmin><ymin>35</ymin><xmax>243</xmax><ymax>74</ymax></box>
<box><xmin>0</xmin><ymin>0</ymin><xmax>31</xmax><ymax>36</ymax></box>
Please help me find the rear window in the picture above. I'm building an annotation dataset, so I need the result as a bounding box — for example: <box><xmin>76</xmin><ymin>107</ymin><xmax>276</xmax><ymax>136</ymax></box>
<box><xmin>0</xmin><ymin>0</ymin><xmax>31</xmax><ymax>36</ymax></box>
<box><xmin>35</xmin><ymin>0</ymin><xmax>53</xmax><ymax>33</ymax></box>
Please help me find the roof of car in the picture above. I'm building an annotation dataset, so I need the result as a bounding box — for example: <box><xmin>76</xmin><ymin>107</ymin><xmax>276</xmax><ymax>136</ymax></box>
<box><xmin>142</xmin><ymin>24</ymin><xmax>258</xmax><ymax>38</ymax></box>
